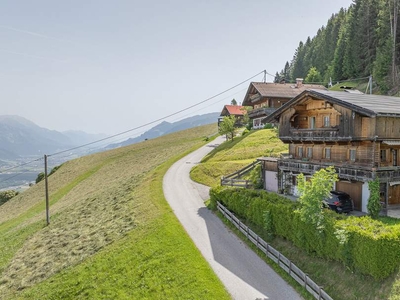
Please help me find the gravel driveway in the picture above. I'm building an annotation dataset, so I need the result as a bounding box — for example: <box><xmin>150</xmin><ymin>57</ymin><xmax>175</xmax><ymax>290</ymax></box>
<box><xmin>163</xmin><ymin>136</ymin><xmax>302</xmax><ymax>300</ymax></box>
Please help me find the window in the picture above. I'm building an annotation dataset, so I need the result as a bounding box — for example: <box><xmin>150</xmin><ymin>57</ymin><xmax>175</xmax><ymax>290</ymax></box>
<box><xmin>323</xmin><ymin>115</ymin><xmax>330</xmax><ymax>127</ymax></box>
<box><xmin>307</xmin><ymin>147</ymin><xmax>313</xmax><ymax>159</ymax></box>
<box><xmin>309</xmin><ymin>117</ymin><xmax>316</xmax><ymax>129</ymax></box>
<box><xmin>324</xmin><ymin>148</ymin><xmax>331</xmax><ymax>159</ymax></box>
<box><xmin>298</xmin><ymin>147</ymin><xmax>303</xmax><ymax>158</ymax></box>
<box><xmin>381</xmin><ymin>150</ymin><xmax>387</xmax><ymax>162</ymax></box>
<box><xmin>350</xmin><ymin>149</ymin><xmax>356</xmax><ymax>161</ymax></box>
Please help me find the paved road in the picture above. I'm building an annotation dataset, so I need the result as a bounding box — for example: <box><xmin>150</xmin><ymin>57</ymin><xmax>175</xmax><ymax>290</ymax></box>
<box><xmin>163</xmin><ymin>136</ymin><xmax>302</xmax><ymax>300</ymax></box>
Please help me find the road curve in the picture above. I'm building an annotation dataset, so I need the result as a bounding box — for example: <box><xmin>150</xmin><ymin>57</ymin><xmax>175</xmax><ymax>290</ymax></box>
<box><xmin>163</xmin><ymin>136</ymin><xmax>301</xmax><ymax>300</ymax></box>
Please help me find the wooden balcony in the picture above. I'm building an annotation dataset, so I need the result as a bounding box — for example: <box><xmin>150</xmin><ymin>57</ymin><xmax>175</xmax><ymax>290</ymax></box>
<box><xmin>278</xmin><ymin>159</ymin><xmax>400</xmax><ymax>182</ymax></box>
<box><xmin>280</xmin><ymin>128</ymin><xmax>351</xmax><ymax>142</ymax></box>
<box><xmin>248</xmin><ymin>107</ymin><xmax>277</xmax><ymax>119</ymax></box>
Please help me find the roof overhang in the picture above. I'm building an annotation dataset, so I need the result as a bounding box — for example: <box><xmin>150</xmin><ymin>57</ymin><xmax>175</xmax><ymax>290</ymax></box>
<box><xmin>262</xmin><ymin>89</ymin><xmax>378</xmax><ymax>124</ymax></box>
<box><xmin>383</xmin><ymin>140</ymin><xmax>400</xmax><ymax>146</ymax></box>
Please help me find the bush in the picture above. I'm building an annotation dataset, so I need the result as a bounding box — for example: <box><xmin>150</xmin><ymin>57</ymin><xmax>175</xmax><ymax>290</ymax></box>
<box><xmin>367</xmin><ymin>178</ymin><xmax>381</xmax><ymax>218</ymax></box>
<box><xmin>0</xmin><ymin>190</ymin><xmax>19</xmax><ymax>205</ymax></box>
<box><xmin>35</xmin><ymin>172</ymin><xmax>45</xmax><ymax>184</ymax></box>
<box><xmin>49</xmin><ymin>164</ymin><xmax>63</xmax><ymax>176</ymax></box>
<box><xmin>36</xmin><ymin>164</ymin><xmax>63</xmax><ymax>184</ymax></box>
<box><xmin>248</xmin><ymin>164</ymin><xmax>263</xmax><ymax>189</ymax></box>
<box><xmin>209</xmin><ymin>187</ymin><xmax>400</xmax><ymax>279</ymax></box>
<box><xmin>263</xmin><ymin>123</ymin><xmax>274</xmax><ymax>129</ymax></box>
<box><xmin>242</xmin><ymin>128</ymin><xmax>250</xmax><ymax>136</ymax></box>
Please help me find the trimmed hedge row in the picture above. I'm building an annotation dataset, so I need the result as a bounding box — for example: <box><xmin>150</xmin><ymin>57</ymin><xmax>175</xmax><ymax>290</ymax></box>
<box><xmin>210</xmin><ymin>186</ymin><xmax>400</xmax><ymax>279</ymax></box>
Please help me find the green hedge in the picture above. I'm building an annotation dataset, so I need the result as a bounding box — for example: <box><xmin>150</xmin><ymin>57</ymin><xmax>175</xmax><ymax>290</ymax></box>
<box><xmin>210</xmin><ymin>187</ymin><xmax>400</xmax><ymax>279</ymax></box>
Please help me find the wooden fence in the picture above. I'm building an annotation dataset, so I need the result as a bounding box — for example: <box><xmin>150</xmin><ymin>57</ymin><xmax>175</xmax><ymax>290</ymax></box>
<box><xmin>220</xmin><ymin>160</ymin><xmax>260</xmax><ymax>188</ymax></box>
<box><xmin>217</xmin><ymin>201</ymin><xmax>333</xmax><ymax>300</ymax></box>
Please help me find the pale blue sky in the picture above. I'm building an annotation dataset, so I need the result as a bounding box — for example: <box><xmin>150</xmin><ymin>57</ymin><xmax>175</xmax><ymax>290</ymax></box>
<box><xmin>1</xmin><ymin>0</ymin><xmax>353</xmax><ymax>135</ymax></box>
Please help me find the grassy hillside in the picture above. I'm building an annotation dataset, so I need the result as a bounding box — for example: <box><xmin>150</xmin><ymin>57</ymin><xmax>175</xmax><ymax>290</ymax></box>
<box><xmin>0</xmin><ymin>124</ymin><xmax>230</xmax><ymax>299</ymax></box>
<box><xmin>190</xmin><ymin>129</ymin><xmax>288</xmax><ymax>186</ymax></box>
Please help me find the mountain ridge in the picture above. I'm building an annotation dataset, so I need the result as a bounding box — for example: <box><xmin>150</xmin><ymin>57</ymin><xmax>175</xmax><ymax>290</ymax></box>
<box><xmin>0</xmin><ymin>113</ymin><xmax>219</xmax><ymax>159</ymax></box>
<box><xmin>104</xmin><ymin>112</ymin><xmax>219</xmax><ymax>150</ymax></box>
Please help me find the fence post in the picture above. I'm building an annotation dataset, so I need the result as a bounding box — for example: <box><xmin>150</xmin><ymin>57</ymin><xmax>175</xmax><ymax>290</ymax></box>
<box><xmin>304</xmin><ymin>274</ymin><xmax>308</xmax><ymax>288</ymax></box>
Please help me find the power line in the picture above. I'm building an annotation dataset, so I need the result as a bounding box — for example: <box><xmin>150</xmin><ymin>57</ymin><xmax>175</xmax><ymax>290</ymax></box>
<box><xmin>48</xmin><ymin>70</ymin><xmax>266</xmax><ymax>158</ymax></box>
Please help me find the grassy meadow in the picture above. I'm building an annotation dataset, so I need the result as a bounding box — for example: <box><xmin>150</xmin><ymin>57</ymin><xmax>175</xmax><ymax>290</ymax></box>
<box><xmin>0</xmin><ymin>124</ymin><xmax>230</xmax><ymax>299</ymax></box>
<box><xmin>190</xmin><ymin>129</ymin><xmax>288</xmax><ymax>186</ymax></box>
<box><xmin>192</xmin><ymin>128</ymin><xmax>400</xmax><ymax>300</ymax></box>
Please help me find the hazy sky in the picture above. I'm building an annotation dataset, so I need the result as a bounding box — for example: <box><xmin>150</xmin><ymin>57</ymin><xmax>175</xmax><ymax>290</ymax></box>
<box><xmin>1</xmin><ymin>0</ymin><xmax>353</xmax><ymax>136</ymax></box>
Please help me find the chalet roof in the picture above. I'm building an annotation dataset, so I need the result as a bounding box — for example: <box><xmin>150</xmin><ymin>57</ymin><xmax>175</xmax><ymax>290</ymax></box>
<box><xmin>263</xmin><ymin>89</ymin><xmax>400</xmax><ymax>123</ymax></box>
<box><xmin>309</xmin><ymin>89</ymin><xmax>400</xmax><ymax>116</ymax></box>
<box><xmin>242</xmin><ymin>82</ymin><xmax>326</xmax><ymax>106</ymax></box>
<box><xmin>220</xmin><ymin>105</ymin><xmax>245</xmax><ymax>116</ymax></box>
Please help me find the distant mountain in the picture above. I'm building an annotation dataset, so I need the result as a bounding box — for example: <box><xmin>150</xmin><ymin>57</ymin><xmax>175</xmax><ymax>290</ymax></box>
<box><xmin>0</xmin><ymin>115</ymin><xmax>107</xmax><ymax>159</ymax></box>
<box><xmin>62</xmin><ymin>130</ymin><xmax>108</xmax><ymax>145</ymax></box>
<box><xmin>0</xmin><ymin>115</ymin><xmax>73</xmax><ymax>158</ymax></box>
<box><xmin>105</xmin><ymin>112</ymin><xmax>219</xmax><ymax>150</ymax></box>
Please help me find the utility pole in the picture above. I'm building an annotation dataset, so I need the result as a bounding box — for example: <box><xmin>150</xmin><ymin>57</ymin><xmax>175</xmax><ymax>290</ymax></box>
<box><xmin>44</xmin><ymin>154</ymin><xmax>50</xmax><ymax>225</ymax></box>
<box><xmin>369</xmin><ymin>75</ymin><xmax>373</xmax><ymax>95</ymax></box>
<box><xmin>263</xmin><ymin>70</ymin><xmax>266</xmax><ymax>83</ymax></box>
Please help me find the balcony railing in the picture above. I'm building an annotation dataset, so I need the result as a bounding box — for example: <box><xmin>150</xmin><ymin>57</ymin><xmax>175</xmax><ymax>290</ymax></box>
<box><xmin>248</xmin><ymin>107</ymin><xmax>277</xmax><ymax>119</ymax></box>
<box><xmin>278</xmin><ymin>159</ymin><xmax>400</xmax><ymax>182</ymax></box>
<box><xmin>279</xmin><ymin>128</ymin><xmax>352</xmax><ymax>142</ymax></box>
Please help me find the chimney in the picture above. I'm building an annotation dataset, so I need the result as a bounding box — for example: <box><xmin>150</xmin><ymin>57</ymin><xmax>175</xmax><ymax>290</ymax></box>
<box><xmin>295</xmin><ymin>78</ymin><xmax>304</xmax><ymax>88</ymax></box>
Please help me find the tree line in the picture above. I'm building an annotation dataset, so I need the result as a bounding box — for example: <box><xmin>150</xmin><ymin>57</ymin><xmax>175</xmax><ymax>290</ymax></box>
<box><xmin>275</xmin><ymin>0</ymin><xmax>400</xmax><ymax>94</ymax></box>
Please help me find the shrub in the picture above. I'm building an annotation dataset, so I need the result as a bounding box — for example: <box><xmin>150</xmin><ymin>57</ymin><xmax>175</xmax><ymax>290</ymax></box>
<box><xmin>36</xmin><ymin>164</ymin><xmax>63</xmax><ymax>184</ymax></box>
<box><xmin>263</xmin><ymin>123</ymin><xmax>274</xmax><ymax>129</ymax></box>
<box><xmin>367</xmin><ymin>178</ymin><xmax>381</xmax><ymax>218</ymax></box>
<box><xmin>209</xmin><ymin>186</ymin><xmax>400</xmax><ymax>279</ymax></box>
<box><xmin>0</xmin><ymin>190</ymin><xmax>19</xmax><ymax>205</ymax></box>
<box><xmin>248</xmin><ymin>164</ymin><xmax>263</xmax><ymax>189</ymax></box>
<box><xmin>35</xmin><ymin>172</ymin><xmax>45</xmax><ymax>184</ymax></box>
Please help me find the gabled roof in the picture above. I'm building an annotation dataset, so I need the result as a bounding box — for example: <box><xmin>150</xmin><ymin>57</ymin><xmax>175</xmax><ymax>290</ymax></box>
<box><xmin>263</xmin><ymin>89</ymin><xmax>400</xmax><ymax>123</ymax></box>
<box><xmin>220</xmin><ymin>105</ymin><xmax>245</xmax><ymax>116</ymax></box>
<box><xmin>242</xmin><ymin>82</ymin><xmax>326</xmax><ymax>106</ymax></box>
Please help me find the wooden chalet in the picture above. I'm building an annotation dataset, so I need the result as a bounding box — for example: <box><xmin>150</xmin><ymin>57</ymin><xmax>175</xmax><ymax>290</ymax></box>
<box><xmin>218</xmin><ymin>105</ymin><xmax>246</xmax><ymax>127</ymax></box>
<box><xmin>242</xmin><ymin>79</ymin><xmax>326</xmax><ymax>129</ymax></box>
<box><xmin>263</xmin><ymin>89</ymin><xmax>400</xmax><ymax>214</ymax></box>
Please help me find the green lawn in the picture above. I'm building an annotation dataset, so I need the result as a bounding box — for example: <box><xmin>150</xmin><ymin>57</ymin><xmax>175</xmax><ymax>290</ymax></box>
<box><xmin>0</xmin><ymin>124</ymin><xmax>230</xmax><ymax>299</ymax></box>
<box><xmin>190</xmin><ymin>129</ymin><xmax>288</xmax><ymax>186</ymax></box>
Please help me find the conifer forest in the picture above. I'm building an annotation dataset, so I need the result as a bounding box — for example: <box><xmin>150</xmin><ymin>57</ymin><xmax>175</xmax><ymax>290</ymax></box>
<box><xmin>275</xmin><ymin>0</ymin><xmax>400</xmax><ymax>95</ymax></box>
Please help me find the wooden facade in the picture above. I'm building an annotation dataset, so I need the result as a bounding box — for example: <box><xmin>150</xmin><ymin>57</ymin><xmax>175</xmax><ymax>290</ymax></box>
<box><xmin>242</xmin><ymin>81</ymin><xmax>326</xmax><ymax>129</ymax></box>
<box><xmin>263</xmin><ymin>89</ymin><xmax>400</xmax><ymax>213</ymax></box>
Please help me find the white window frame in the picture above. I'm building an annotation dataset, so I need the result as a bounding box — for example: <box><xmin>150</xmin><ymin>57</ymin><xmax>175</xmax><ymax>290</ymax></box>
<box><xmin>349</xmin><ymin>149</ymin><xmax>356</xmax><ymax>162</ymax></box>
<box><xmin>323</xmin><ymin>115</ymin><xmax>330</xmax><ymax>127</ymax></box>
<box><xmin>324</xmin><ymin>148</ymin><xmax>331</xmax><ymax>159</ymax></box>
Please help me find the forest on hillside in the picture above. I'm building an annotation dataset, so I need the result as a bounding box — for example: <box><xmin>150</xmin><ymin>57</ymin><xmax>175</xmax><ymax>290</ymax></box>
<box><xmin>275</xmin><ymin>0</ymin><xmax>400</xmax><ymax>95</ymax></box>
